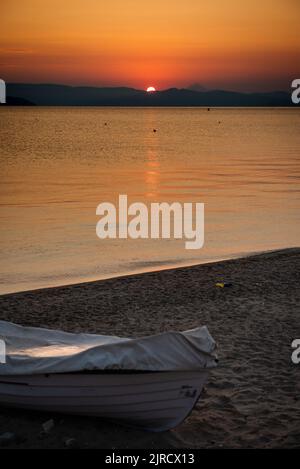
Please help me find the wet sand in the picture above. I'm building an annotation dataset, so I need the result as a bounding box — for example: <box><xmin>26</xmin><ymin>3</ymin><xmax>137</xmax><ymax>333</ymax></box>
<box><xmin>0</xmin><ymin>248</ymin><xmax>299</xmax><ymax>448</ymax></box>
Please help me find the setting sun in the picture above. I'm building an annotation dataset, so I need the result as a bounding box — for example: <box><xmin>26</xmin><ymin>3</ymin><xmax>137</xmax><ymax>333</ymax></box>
<box><xmin>146</xmin><ymin>86</ymin><xmax>156</xmax><ymax>92</ymax></box>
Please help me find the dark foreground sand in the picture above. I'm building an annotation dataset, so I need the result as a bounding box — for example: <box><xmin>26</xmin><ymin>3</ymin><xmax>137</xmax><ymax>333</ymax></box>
<box><xmin>0</xmin><ymin>248</ymin><xmax>299</xmax><ymax>449</ymax></box>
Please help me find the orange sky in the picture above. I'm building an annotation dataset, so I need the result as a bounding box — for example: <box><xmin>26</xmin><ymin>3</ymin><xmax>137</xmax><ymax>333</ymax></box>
<box><xmin>1</xmin><ymin>0</ymin><xmax>300</xmax><ymax>91</ymax></box>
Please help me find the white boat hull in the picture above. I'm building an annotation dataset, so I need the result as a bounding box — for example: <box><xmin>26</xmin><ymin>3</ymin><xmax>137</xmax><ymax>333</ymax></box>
<box><xmin>0</xmin><ymin>370</ymin><xmax>208</xmax><ymax>432</ymax></box>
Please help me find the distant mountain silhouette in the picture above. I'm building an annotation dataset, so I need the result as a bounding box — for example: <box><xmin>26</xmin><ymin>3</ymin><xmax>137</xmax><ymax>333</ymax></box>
<box><xmin>6</xmin><ymin>83</ymin><xmax>293</xmax><ymax>106</ymax></box>
<box><xmin>187</xmin><ymin>83</ymin><xmax>207</xmax><ymax>92</ymax></box>
<box><xmin>5</xmin><ymin>96</ymin><xmax>35</xmax><ymax>106</ymax></box>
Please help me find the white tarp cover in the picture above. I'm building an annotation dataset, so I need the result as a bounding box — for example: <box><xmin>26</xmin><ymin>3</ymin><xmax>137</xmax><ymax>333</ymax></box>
<box><xmin>0</xmin><ymin>320</ymin><xmax>217</xmax><ymax>375</ymax></box>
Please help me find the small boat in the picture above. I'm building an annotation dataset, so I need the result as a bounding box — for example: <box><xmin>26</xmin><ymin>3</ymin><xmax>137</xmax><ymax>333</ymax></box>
<box><xmin>0</xmin><ymin>321</ymin><xmax>217</xmax><ymax>432</ymax></box>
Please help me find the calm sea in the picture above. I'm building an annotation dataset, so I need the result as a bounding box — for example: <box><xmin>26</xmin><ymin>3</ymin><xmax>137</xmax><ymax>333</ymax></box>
<box><xmin>0</xmin><ymin>107</ymin><xmax>299</xmax><ymax>294</ymax></box>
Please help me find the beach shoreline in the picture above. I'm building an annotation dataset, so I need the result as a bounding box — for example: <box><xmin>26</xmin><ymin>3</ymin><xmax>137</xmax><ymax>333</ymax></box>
<box><xmin>0</xmin><ymin>248</ymin><xmax>299</xmax><ymax>448</ymax></box>
<box><xmin>1</xmin><ymin>247</ymin><xmax>298</xmax><ymax>297</ymax></box>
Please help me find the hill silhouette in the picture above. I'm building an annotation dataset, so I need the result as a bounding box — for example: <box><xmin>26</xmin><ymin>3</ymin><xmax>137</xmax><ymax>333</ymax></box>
<box><xmin>6</xmin><ymin>83</ymin><xmax>293</xmax><ymax>106</ymax></box>
<box><xmin>5</xmin><ymin>96</ymin><xmax>35</xmax><ymax>106</ymax></box>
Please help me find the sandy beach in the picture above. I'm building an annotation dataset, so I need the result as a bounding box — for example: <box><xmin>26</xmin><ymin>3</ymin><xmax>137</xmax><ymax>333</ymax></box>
<box><xmin>0</xmin><ymin>248</ymin><xmax>299</xmax><ymax>449</ymax></box>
